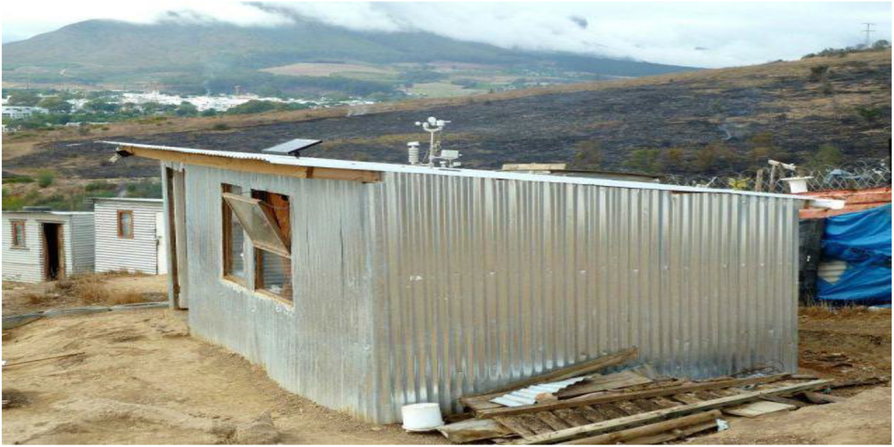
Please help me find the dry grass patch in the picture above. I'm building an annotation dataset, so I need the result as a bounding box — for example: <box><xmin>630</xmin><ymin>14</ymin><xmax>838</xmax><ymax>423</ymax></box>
<box><xmin>54</xmin><ymin>273</ymin><xmax>150</xmax><ymax>306</ymax></box>
<box><xmin>800</xmin><ymin>303</ymin><xmax>892</xmax><ymax>321</ymax></box>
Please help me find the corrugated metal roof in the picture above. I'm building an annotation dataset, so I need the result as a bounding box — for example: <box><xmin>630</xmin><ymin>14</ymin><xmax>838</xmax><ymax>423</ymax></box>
<box><xmin>99</xmin><ymin>140</ymin><xmax>843</xmax><ymax>207</ymax></box>
<box><xmin>90</xmin><ymin>197</ymin><xmax>163</xmax><ymax>204</ymax></box>
<box><xmin>3</xmin><ymin>211</ymin><xmax>94</xmax><ymax>216</ymax></box>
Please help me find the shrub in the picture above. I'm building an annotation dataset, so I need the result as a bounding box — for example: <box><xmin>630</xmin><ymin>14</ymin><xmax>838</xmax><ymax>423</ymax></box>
<box><xmin>85</xmin><ymin>181</ymin><xmax>117</xmax><ymax>192</ymax></box>
<box><xmin>211</xmin><ymin>123</ymin><xmax>230</xmax><ymax>131</ymax></box>
<box><xmin>2</xmin><ymin>176</ymin><xmax>35</xmax><ymax>184</ymax></box>
<box><xmin>36</xmin><ymin>170</ymin><xmax>56</xmax><ymax>188</ymax></box>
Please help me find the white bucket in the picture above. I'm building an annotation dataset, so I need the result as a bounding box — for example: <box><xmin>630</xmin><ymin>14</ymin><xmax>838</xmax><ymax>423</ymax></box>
<box><xmin>401</xmin><ymin>403</ymin><xmax>444</xmax><ymax>432</ymax></box>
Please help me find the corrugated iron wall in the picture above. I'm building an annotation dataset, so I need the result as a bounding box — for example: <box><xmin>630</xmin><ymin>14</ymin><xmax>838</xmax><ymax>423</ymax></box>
<box><xmin>180</xmin><ymin>165</ymin><xmax>379</xmax><ymax>419</ymax></box>
<box><xmin>367</xmin><ymin>172</ymin><xmax>798</xmax><ymax>422</ymax></box>
<box><xmin>94</xmin><ymin>200</ymin><xmax>162</xmax><ymax>274</ymax></box>
<box><xmin>175</xmin><ymin>165</ymin><xmax>798</xmax><ymax>424</ymax></box>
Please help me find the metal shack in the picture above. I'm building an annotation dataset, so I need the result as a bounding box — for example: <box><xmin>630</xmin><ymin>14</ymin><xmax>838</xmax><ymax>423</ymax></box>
<box><xmin>92</xmin><ymin>198</ymin><xmax>167</xmax><ymax>275</ymax></box>
<box><xmin>2</xmin><ymin>209</ymin><xmax>95</xmax><ymax>283</ymax></box>
<box><xmin>106</xmin><ymin>140</ymin><xmax>838</xmax><ymax>424</ymax></box>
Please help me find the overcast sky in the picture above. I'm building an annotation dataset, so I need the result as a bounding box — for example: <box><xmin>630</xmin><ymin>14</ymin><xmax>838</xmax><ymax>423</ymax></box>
<box><xmin>2</xmin><ymin>1</ymin><xmax>891</xmax><ymax>68</ymax></box>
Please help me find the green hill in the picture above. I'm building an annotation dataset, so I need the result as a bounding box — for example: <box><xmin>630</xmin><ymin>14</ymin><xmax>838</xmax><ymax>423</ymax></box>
<box><xmin>3</xmin><ymin>19</ymin><xmax>697</xmax><ymax>97</ymax></box>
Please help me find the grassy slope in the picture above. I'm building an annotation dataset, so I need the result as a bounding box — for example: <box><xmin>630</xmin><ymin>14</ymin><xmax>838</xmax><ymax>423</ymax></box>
<box><xmin>3</xmin><ymin>49</ymin><xmax>890</xmax><ymax>179</ymax></box>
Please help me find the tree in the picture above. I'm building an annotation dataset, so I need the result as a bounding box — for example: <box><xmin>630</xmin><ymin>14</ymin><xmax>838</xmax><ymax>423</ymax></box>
<box><xmin>36</xmin><ymin>169</ymin><xmax>55</xmax><ymax>188</ymax></box>
<box><xmin>37</xmin><ymin>96</ymin><xmax>72</xmax><ymax>113</ymax></box>
<box><xmin>7</xmin><ymin>91</ymin><xmax>41</xmax><ymax>106</ymax></box>
<box><xmin>175</xmin><ymin>101</ymin><xmax>198</xmax><ymax>117</ymax></box>
<box><xmin>84</xmin><ymin>98</ymin><xmax>119</xmax><ymax>113</ymax></box>
<box><xmin>570</xmin><ymin>140</ymin><xmax>603</xmax><ymax>170</ymax></box>
<box><xmin>813</xmin><ymin>144</ymin><xmax>844</xmax><ymax>167</ymax></box>
<box><xmin>694</xmin><ymin>142</ymin><xmax>735</xmax><ymax>172</ymax></box>
<box><xmin>625</xmin><ymin>148</ymin><xmax>660</xmax><ymax>173</ymax></box>
<box><xmin>872</xmin><ymin>39</ymin><xmax>891</xmax><ymax>50</ymax></box>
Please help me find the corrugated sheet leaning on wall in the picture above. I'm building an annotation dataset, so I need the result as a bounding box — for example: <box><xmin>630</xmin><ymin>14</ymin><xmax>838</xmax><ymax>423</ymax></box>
<box><xmin>179</xmin><ymin>162</ymin><xmax>799</xmax><ymax>423</ymax></box>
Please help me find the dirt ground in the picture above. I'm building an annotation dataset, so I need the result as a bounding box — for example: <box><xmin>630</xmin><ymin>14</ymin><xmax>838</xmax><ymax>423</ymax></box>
<box><xmin>2</xmin><ymin>282</ymin><xmax>891</xmax><ymax>444</ymax></box>
<box><xmin>2</xmin><ymin>274</ymin><xmax>167</xmax><ymax>316</ymax></box>
<box><xmin>2</xmin><ymin>309</ymin><xmax>447</xmax><ymax>445</ymax></box>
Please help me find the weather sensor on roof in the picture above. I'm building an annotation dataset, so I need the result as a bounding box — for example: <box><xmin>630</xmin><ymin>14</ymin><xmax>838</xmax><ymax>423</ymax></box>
<box><xmin>262</xmin><ymin>138</ymin><xmax>323</xmax><ymax>158</ymax></box>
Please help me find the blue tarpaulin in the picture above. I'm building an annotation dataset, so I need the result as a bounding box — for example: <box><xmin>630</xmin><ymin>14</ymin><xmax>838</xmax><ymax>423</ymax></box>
<box><xmin>817</xmin><ymin>204</ymin><xmax>892</xmax><ymax>305</ymax></box>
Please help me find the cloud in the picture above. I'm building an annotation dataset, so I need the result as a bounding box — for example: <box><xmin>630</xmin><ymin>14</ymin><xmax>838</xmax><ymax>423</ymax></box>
<box><xmin>2</xmin><ymin>1</ymin><xmax>892</xmax><ymax>68</ymax></box>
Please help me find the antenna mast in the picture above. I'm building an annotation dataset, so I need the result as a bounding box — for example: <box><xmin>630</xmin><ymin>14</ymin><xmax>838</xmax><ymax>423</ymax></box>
<box><xmin>863</xmin><ymin>22</ymin><xmax>876</xmax><ymax>47</ymax></box>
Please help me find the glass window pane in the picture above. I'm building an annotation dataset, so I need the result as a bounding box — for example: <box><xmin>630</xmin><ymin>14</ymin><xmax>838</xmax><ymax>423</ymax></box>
<box><xmin>119</xmin><ymin>212</ymin><xmax>133</xmax><ymax>238</ymax></box>
<box><xmin>259</xmin><ymin>250</ymin><xmax>292</xmax><ymax>300</ymax></box>
<box><xmin>228</xmin><ymin>216</ymin><xmax>247</xmax><ymax>279</ymax></box>
<box><xmin>223</xmin><ymin>194</ymin><xmax>290</xmax><ymax>257</ymax></box>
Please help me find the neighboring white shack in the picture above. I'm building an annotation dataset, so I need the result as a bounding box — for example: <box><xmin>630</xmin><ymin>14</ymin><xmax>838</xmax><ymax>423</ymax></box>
<box><xmin>92</xmin><ymin>198</ymin><xmax>166</xmax><ymax>275</ymax></box>
<box><xmin>2</xmin><ymin>209</ymin><xmax>95</xmax><ymax>283</ymax></box>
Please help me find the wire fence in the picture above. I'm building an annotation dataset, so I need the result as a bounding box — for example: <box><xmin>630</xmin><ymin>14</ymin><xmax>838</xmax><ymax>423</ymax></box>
<box><xmin>664</xmin><ymin>159</ymin><xmax>892</xmax><ymax>194</ymax></box>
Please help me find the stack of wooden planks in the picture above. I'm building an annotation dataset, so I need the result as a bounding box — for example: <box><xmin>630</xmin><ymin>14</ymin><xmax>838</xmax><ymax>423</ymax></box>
<box><xmin>437</xmin><ymin>348</ymin><xmax>835</xmax><ymax>444</ymax></box>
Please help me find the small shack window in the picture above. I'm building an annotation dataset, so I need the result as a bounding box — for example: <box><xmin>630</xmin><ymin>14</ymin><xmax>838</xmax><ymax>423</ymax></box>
<box><xmin>117</xmin><ymin>210</ymin><xmax>134</xmax><ymax>239</ymax></box>
<box><xmin>11</xmin><ymin>220</ymin><xmax>26</xmax><ymax>248</ymax></box>
<box><xmin>222</xmin><ymin>190</ymin><xmax>293</xmax><ymax>302</ymax></box>
<box><xmin>222</xmin><ymin>184</ymin><xmax>247</xmax><ymax>283</ymax></box>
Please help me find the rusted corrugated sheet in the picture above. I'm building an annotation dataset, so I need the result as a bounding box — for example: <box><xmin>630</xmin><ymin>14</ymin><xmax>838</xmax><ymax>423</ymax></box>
<box><xmin>799</xmin><ymin>187</ymin><xmax>891</xmax><ymax>219</ymax></box>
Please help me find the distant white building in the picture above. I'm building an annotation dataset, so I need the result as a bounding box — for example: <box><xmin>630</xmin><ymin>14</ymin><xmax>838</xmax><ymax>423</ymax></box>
<box><xmin>2</xmin><ymin>209</ymin><xmax>95</xmax><ymax>283</ymax></box>
<box><xmin>1</xmin><ymin>106</ymin><xmax>48</xmax><ymax>120</ymax></box>
<box><xmin>92</xmin><ymin>198</ymin><xmax>167</xmax><ymax>275</ymax></box>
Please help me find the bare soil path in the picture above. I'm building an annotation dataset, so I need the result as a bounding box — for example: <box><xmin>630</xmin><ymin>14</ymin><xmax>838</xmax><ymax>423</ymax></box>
<box><xmin>2</xmin><ymin>309</ymin><xmax>446</xmax><ymax>444</ymax></box>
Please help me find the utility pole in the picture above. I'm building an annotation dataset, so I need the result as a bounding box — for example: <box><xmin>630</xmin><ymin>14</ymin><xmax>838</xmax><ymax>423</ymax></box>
<box><xmin>862</xmin><ymin>23</ymin><xmax>875</xmax><ymax>48</ymax></box>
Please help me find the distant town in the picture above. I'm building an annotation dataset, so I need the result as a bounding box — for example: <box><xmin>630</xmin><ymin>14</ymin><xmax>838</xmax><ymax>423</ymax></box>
<box><xmin>0</xmin><ymin>89</ymin><xmax>375</xmax><ymax>133</ymax></box>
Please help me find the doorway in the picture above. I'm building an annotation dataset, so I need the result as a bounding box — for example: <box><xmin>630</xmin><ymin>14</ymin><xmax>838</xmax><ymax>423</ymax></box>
<box><xmin>41</xmin><ymin>222</ymin><xmax>65</xmax><ymax>281</ymax></box>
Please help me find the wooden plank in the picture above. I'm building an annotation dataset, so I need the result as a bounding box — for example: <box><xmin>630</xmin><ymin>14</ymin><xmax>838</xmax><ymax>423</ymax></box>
<box><xmin>124</xmin><ymin>146</ymin><xmax>310</xmax><ymax>179</ymax></box>
<box><xmin>122</xmin><ymin>146</ymin><xmax>382</xmax><ymax>183</ymax></box>
<box><xmin>461</xmin><ymin>348</ymin><xmax>638</xmax><ymax>403</ymax></box>
<box><xmin>306</xmin><ymin>167</ymin><xmax>382</xmax><ymax>183</ymax></box>
<box><xmin>624</xmin><ymin>420</ymin><xmax>717</xmax><ymax>444</ymax></box>
<box><xmin>536</xmin><ymin>412</ymin><xmax>572</xmax><ymax>431</ymax></box>
<box><xmin>562</xmin><ymin>410</ymin><xmax>722</xmax><ymax>445</ymax></box>
<box><xmin>517</xmin><ymin>414</ymin><xmax>554</xmax><ymax>435</ymax></box>
<box><xmin>760</xmin><ymin>395</ymin><xmax>809</xmax><ymax>408</ymax></box>
<box><xmin>494</xmin><ymin>417</ymin><xmax>535</xmax><ymax>437</ymax></box>
<box><xmin>671</xmin><ymin>393</ymin><xmax>703</xmax><ymax>405</ymax></box>
<box><xmin>479</xmin><ymin>374</ymin><xmax>790</xmax><ymax>418</ymax></box>
<box><xmin>553</xmin><ymin>409</ymin><xmax>591</xmax><ymax>427</ymax></box>
<box><xmin>557</xmin><ymin>371</ymin><xmax>653</xmax><ymax>398</ymax></box>
<box><xmin>649</xmin><ymin>397</ymin><xmax>681</xmax><ymax>409</ymax></box>
<box><xmin>613</xmin><ymin>400</ymin><xmax>643</xmax><ymax>416</ymax></box>
<box><xmin>723</xmin><ymin>400</ymin><xmax>796</xmax><ymax>418</ymax></box>
<box><xmin>436</xmin><ymin>418</ymin><xmax>514</xmax><ymax>443</ymax></box>
<box><xmin>509</xmin><ymin>380</ymin><xmax>829</xmax><ymax>444</ymax></box>
<box><xmin>575</xmin><ymin>406</ymin><xmax>606</xmax><ymax>423</ymax></box>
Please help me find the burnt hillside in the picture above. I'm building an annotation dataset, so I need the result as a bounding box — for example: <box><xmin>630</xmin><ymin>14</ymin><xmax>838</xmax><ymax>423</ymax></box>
<box><xmin>7</xmin><ymin>50</ymin><xmax>891</xmax><ymax>179</ymax></box>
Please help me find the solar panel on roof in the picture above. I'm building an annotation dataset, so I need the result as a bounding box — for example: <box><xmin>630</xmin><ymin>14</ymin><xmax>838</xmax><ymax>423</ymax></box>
<box><xmin>261</xmin><ymin>138</ymin><xmax>323</xmax><ymax>157</ymax></box>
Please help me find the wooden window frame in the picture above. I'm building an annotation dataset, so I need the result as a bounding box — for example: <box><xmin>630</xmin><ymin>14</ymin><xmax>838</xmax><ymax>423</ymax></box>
<box><xmin>10</xmin><ymin>220</ymin><xmax>26</xmax><ymax>248</ymax></box>
<box><xmin>222</xmin><ymin>184</ymin><xmax>247</xmax><ymax>286</ymax></box>
<box><xmin>253</xmin><ymin>249</ymin><xmax>293</xmax><ymax>306</ymax></box>
<box><xmin>252</xmin><ymin>190</ymin><xmax>293</xmax><ymax>305</ymax></box>
<box><xmin>117</xmin><ymin>210</ymin><xmax>134</xmax><ymax>239</ymax></box>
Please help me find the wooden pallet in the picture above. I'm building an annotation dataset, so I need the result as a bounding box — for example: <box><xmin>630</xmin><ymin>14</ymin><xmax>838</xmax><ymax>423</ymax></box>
<box><xmin>490</xmin><ymin>379</ymin><xmax>830</xmax><ymax>444</ymax></box>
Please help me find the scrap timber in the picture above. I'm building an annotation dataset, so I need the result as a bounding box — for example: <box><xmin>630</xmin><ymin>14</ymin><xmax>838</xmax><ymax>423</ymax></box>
<box><xmin>438</xmin><ymin>348</ymin><xmax>836</xmax><ymax>444</ymax></box>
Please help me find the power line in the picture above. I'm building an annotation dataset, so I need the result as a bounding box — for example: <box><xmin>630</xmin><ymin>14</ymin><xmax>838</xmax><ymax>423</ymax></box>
<box><xmin>862</xmin><ymin>22</ymin><xmax>876</xmax><ymax>47</ymax></box>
